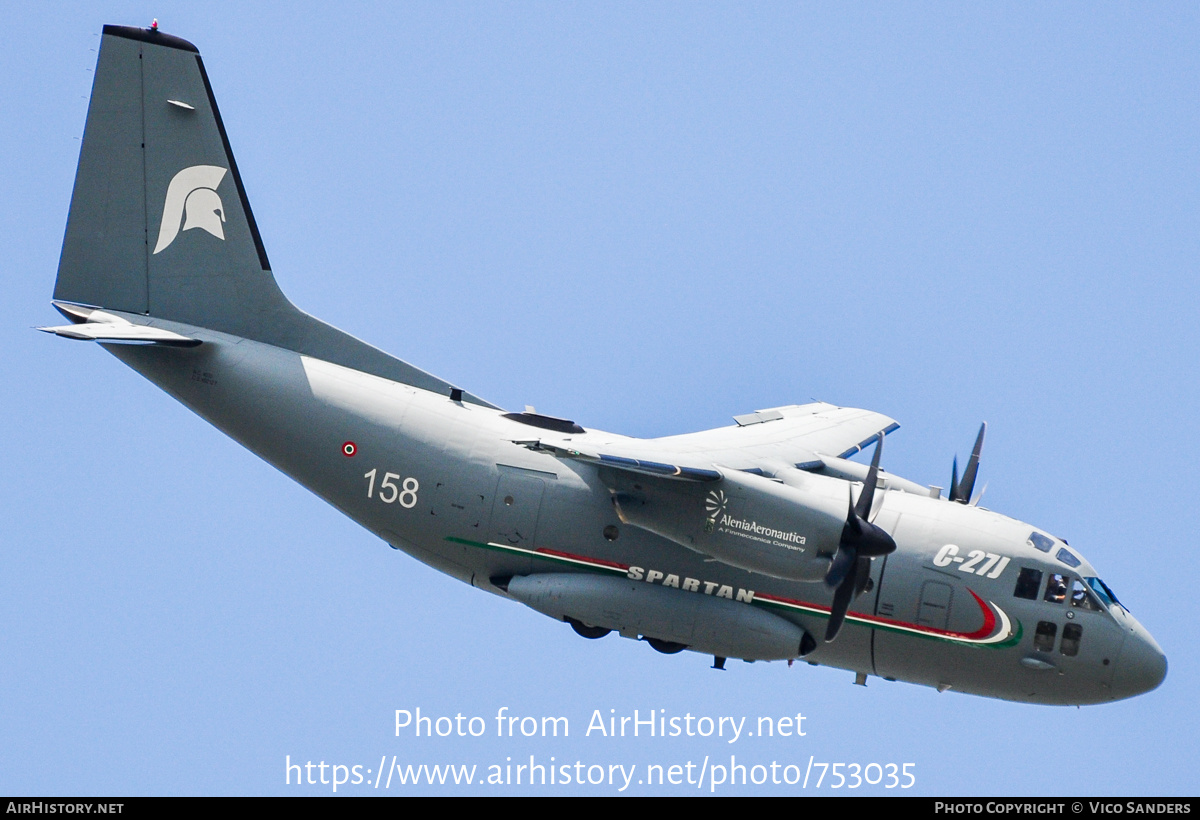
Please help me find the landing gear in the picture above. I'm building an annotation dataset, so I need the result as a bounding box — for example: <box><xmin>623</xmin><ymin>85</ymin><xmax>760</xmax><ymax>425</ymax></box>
<box><xmin>566</xmin><ymin>617</ymin><xmax>611</xmax><ymax>640</ymax></box>
<box><xmin>645</xmin><ymin>637</ymin><xmax>687</xmax><ymax>655</ymax></box>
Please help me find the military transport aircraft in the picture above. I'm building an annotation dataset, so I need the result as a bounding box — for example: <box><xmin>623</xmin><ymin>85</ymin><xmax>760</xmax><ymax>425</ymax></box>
<box><xmin>41</xmin><ymin>24</ymin><xmax>1166</xmax><ymax>706</ymax></box>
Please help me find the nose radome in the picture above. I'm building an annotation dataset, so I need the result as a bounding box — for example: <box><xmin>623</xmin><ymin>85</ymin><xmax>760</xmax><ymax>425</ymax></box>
<box><xmin>1111</xmin><ymin>621</ymin><xmax>1167</xmax><ymax>700</ymax></box>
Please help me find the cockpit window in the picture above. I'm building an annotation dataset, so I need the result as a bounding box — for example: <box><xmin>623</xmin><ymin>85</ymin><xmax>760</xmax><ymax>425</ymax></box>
<box><xmin>1028</xmin><ymin>532</ymin><xmax>1054</xmax><ymax>553</ymax></box>
<box><xmin>1013</xmin><ymin>568</ymin><xmax>1043</xmax><ymax>600</ymax></box>
<box><xmin>1070</xmin><ymin>579</ymin><xmax>1102</xmax><ymax>612</ymax></box>
<box><xmin>1043</xmin><ymin>574</ymin><xmax>1068</xmax><ymax>604</ymax></box>
<box><xmin>1087</xmin><ymin>577</ymin><xmax>1125</xmax><ymax>611</ymax></box>
<box><xmin>1055</xmin><ymin>547</ymin><xmax>1081</xmax><ymax>569</ymax></box>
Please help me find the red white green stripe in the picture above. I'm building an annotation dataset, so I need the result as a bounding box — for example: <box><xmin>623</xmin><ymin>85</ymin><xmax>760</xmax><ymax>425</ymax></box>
<box><xmin>445</xmin><ymin>536</ymin><xmax>629</xmax><ymax>575</ymax></box>
<box><xmin>446</xmin><ymin>536</ymin><xmax>1021</xmax><ymax>648</ymax></box>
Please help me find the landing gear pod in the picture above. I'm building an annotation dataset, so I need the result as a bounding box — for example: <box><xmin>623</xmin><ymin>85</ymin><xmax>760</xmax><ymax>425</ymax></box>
<box><xmin>505</xmin><ymin>573</ymin><xmax>814</xmax><ymax>662</ymax></box>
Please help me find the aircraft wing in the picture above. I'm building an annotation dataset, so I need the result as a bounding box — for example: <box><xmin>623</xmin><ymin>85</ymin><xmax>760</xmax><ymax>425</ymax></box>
<box><xmin>516</xmin><ymin>438</ymin><xmax>723</xmax><ymax>482</ymax></box>
<box><xmin>514</xmin><ymin>402</ymin><xmax>897</xmax><ymax>481</ymax></box>
<box><xmin>645</xmin><ymin>402</ymin><xmax>898</xmax><ymax>469</ymax></box>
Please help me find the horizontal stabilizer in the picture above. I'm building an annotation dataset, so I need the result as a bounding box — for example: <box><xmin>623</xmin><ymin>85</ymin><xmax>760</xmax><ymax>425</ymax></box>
<box><xmin>37</xmin><ymin>307</ymin><xmax>201</xmax><ymax>347</ymax></box>
<box><xmin>38</xmin><ymin>324</ymin><xmax>201</xmax><ymax>346</ymax></box>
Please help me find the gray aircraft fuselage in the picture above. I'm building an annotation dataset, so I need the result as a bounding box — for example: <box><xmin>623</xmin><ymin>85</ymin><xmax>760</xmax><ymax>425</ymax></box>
<box><xmin>95</xmin><ymin>318</ymin><xmax>1163</xmax><ymax>706</ymax></box>
<box><xmin>47</xmin><ymin>24</ymin><xmax>1165</xmax><ymax>708</ymax></box>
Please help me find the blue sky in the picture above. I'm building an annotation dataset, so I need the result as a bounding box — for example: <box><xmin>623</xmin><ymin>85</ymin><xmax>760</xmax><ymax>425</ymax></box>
<box><xmin>3</xmin><ymin>3</ymin><xmax>1197</xmax><ymax>795</ymax></box>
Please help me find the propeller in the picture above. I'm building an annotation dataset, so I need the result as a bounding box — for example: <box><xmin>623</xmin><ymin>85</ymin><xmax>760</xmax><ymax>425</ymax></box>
<box><xmin>948</xmin><ymin>422</ymin><xmax>987</xmax><ymax>504</ymax></box>
<box><xmin>823</xmin><ymin>434</ymin><xmax>896</xmax><ymax>642</ymax></box>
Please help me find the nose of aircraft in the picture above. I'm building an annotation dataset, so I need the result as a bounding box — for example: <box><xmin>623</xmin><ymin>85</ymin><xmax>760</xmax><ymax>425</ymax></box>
<box><xmin>1110</xmin><ymin>616</ymin><xmax>1167</xmax><ymax>700</ymax></box>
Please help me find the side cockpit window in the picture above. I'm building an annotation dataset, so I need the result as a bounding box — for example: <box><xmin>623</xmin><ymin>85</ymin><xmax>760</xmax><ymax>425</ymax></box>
<box><xmin>1070</xmin><ymin>579</ymin><xmax>1102</xmax><ymax>612</ymax></box>
<box><xmin>1043</xmin><ymin>574</ymin><xmax>1068</xmax><ymax>604</ymax></box>
<box><xmin>1013</xmin><ymin>568</ymin><xmax>1043</xmax><ymax>600</ymax></box>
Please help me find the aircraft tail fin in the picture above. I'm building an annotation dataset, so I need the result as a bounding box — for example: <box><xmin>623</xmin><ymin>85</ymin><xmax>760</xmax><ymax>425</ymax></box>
<box><xmin>55</xmin><ymin>25</ymin><xmax>279</xmax><ymax>330</ymax></box>
<box><xmin>54</xmin><ymin>25</ymin><xmax>497</xmax><ymax>408</ymax></box>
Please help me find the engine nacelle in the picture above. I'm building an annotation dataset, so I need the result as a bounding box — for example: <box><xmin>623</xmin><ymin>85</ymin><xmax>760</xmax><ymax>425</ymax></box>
<box><xmin>609</xmin><ymin>468</ymin><xmax>852</xmax><ymax>581</ymax></box>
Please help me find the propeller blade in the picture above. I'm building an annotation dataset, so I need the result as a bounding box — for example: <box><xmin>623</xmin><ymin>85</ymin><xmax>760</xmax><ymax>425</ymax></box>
<box><xmin>958</xmin><ymin>422</ymin><xmax>986</xmax><ymax>504</ymax></box>
<box><xmin>824</xmin><ymin>435</ymin><xmax>896</xmax><ymax>642</ymax></box>
<box><xmin>825</xmin><ymin>487</ymin><xmax>859</xmax><ymax>587</ymax></box>
<box><xmin>971</xmin><ymin>481</ymin><xmax>988</xmax><ymax>507</ymax></box>
<box><xmin>825</xmin><ymin>542</ymin><xmax>857</xmax><ymax>588</ymax></box>
<box><xmin>824</xmin><ymin>564</ymin><xmax>858</xmax><ymax>642</ymax></box>
<box><xmin>854</xmin><ymin>433</ymin><xmax>884</xmax><ymax>521</ymax></box>
<box><xmin>949</xmin><ymin>422</ymin><xmax>986</xmax><ymax>504</ymax></box>
<box><xmin>852</xmin><ymin>555</ymin><xmax>872</xmax><ymax>598</ymax></box>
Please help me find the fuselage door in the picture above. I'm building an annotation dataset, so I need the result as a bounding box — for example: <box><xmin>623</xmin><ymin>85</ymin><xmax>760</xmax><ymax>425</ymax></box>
<box><xmin>489</xmin><ymin>469</ymin><xmax>547</xmax><ymax>551</ymax></box>
<box><xmin>918</xmin><ymin>580</ymin><xmax>953</xmax><ymax>630</ymax></box>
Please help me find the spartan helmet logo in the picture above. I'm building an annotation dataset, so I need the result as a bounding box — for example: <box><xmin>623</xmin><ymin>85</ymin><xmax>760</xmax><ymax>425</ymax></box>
<box><xmin>152</xmin><ymin>165</ymin><xmax>229</xmax><ymax>254</ymax></box>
